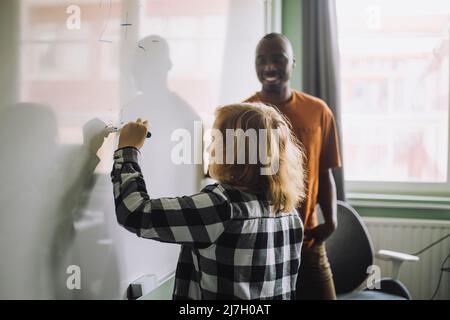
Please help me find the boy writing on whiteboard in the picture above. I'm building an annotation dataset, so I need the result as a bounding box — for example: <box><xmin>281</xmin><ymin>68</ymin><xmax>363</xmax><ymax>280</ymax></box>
<box><xmin>111</xmin><ymin>103</ymin><xmax>306</xmax><ymax>299</ymax></box>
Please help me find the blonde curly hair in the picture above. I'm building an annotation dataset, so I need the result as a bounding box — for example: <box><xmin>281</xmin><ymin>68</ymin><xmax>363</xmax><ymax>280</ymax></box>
<box><xmin>208</xmin><ymin>102</ymin><xmax>306</xmax><ymax>213</ymax></box>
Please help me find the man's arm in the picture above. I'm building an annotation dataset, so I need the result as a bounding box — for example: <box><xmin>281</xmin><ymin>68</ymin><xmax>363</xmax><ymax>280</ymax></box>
<box><xmin>318</xmin><ymin>169</ymin><xmax>338</xmax><ymax>230</ymax></box>
<box><xmin>304</xmin><ymin>169</ymin><xmax>338</xmax><ymax>245</ymax></box>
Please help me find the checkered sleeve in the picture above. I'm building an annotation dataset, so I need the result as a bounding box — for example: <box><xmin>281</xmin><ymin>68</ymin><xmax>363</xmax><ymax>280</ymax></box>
<box><xmin>111</xmin><ymin>147</ymin><xmax>232</xmax><ymax>247</ymax></box>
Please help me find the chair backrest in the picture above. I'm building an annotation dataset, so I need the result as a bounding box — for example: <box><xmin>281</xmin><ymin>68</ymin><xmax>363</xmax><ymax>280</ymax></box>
<box><xmin>326</xmin><ymin>201</ymin><xmax>375</xmax><ymax>294</ymax></box>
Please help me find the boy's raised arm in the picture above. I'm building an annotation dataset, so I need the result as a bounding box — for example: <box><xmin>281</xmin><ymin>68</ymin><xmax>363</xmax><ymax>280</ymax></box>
<box><xmin>111</xmin><ymin>147</ymin><xmax>232</xmax><ymax>248</ymax></box>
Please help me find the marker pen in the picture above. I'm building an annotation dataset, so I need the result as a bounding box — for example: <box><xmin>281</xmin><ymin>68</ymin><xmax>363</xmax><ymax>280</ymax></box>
<box><xmin>106</xmin><ymin>125</ymin><xmax>152</xmax><ymax>138</ymax></box>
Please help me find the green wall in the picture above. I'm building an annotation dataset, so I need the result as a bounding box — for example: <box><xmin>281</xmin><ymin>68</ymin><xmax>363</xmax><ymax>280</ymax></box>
<box><xmin>354</xmin><ymin>206</ymin><xmax>450</xmax><ymax>220</ymax></box>
<box><xmin>0</xmin><ymin>0</ymin><xmax>19</xmax><ymax>108</ymax></box>
<box><xmin>282</xmin><ymin>0</ymin><xmax>302</xmax><ymax>91</ymax></box>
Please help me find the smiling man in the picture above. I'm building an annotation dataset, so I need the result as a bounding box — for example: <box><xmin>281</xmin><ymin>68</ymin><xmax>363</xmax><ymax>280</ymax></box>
<box><xmin>245</xmin><ymin>33</ymin><xmax>342</xmax><ymax>300</ymax></box>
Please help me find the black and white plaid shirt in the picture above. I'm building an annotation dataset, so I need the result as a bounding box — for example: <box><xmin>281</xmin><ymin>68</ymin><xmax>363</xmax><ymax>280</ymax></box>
<box><xmin>111</xmin><ymin>147</ymin><xmax>303</xmax><ymax>300</ymax></box>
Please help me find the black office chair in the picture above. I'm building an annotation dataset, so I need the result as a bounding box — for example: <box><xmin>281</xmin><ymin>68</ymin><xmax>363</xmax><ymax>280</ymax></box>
<box><xmin>325</xmin><ymin>201</ymin><xmax>418</xmax><ymax>300</ymax></box>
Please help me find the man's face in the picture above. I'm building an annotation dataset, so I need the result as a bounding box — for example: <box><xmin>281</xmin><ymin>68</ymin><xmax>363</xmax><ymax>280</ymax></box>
<box><xmin>255</xmin><ymin>37</ymin><xmax>295</xmax><ymax>93</ymax></box>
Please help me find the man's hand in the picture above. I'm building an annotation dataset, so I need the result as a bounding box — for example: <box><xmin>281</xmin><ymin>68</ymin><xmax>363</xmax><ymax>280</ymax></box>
<box><xmin>118</xmin><ymin>118</ymin><xmax>149</xmax><ymax>150</ymax></box>
<box><xmin>304</xmin><ymin>221</ymin><xmax>337</xmax><ymax>247</ymax></box>
<box><xmin>305</xmin><ymin>169</ymin><xmax>338</xmax><ymax>249</ymax></box>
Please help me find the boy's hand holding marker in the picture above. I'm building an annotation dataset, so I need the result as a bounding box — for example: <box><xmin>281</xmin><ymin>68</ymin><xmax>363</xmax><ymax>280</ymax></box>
<box><xmin>118</xmin><ymin>118</ymin><xmax>149</xmax><ymax>150</ymax></box>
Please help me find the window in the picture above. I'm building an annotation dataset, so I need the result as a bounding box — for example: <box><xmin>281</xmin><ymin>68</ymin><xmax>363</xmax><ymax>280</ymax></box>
<box><xmin>336</xmin><ymin>0</ymin><xmax>450</xmax><ymax>196</ymax></box>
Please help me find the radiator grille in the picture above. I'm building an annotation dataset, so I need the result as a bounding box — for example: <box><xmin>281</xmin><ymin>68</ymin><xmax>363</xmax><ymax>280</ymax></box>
<box><xmin>363</xmin><ymin>217</ymin><xmax>450</xmax><ymax>300</ymax></box>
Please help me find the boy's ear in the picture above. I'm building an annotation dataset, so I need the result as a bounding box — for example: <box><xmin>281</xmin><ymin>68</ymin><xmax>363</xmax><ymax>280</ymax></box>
<box><xmin>292</xmin><ymin>56</ymin><xmax>296</xmax><ymax>69</ymax></box>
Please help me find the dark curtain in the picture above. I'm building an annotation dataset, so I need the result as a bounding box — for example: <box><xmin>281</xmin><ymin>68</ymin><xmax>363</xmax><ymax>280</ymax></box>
<box><xmin>302</xmin><ymin>0</ymin><xmax>346</xmax><ymax>201</ymax></box>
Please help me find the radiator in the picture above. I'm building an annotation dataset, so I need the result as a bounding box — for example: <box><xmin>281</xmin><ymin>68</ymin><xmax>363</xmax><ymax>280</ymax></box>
<box><xmin>362</xmin><ymin>217</ymin><xmax>450</xmax><ymax>300</ymax></box>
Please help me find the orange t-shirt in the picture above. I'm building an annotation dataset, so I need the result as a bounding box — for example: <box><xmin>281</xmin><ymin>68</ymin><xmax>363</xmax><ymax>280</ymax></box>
<box><xmin>245</xmin><ymin>90</ymin><xmax>341</xmax><ymax>242</ymax></box>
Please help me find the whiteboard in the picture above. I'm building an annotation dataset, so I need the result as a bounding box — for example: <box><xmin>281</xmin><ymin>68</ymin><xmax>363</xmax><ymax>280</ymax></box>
<box><xmin>0</xmin><ymin>0</ymin><xmax>264</xmax><ymax>299</ymax></box>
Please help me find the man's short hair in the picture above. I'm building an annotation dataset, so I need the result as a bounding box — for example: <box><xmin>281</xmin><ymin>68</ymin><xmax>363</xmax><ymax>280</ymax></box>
<box><xmin>257</xmin><ymin>33</ymin><xmax>294</xmax><ymax>58</ymax></box>
<box><xmin>261</xmin><ymin>32</ymin><xmax>290</xmax><ymax>43</ymax></box>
